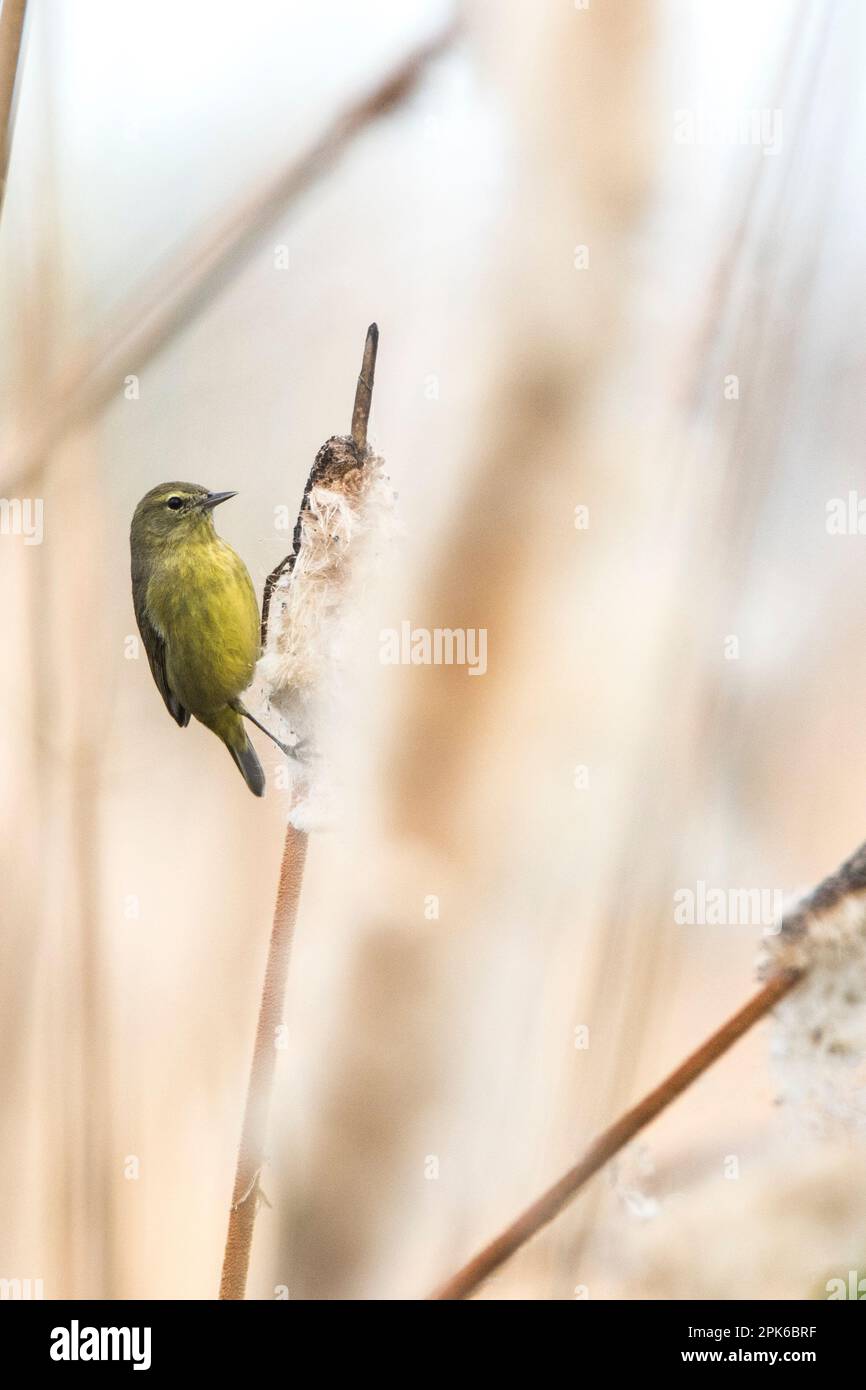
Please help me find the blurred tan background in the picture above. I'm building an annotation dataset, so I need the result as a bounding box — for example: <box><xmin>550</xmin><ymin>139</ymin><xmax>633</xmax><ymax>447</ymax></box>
<box><xmin>2</xmin><ymin>0</ymin><xmax>866</xmax><ymax>1300</ymax></box>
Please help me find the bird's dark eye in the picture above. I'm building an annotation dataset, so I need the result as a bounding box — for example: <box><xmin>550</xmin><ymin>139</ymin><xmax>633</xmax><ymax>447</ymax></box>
<box><xmin>166</xmin><ymin>496</ymin><xmax>184</xmax><ymax>510</ymax></box>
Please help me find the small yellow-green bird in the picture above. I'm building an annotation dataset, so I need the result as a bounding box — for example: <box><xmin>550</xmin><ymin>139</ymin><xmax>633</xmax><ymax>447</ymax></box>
<box><xmin>131</xmin><ymin>481</ymin><xmax>278</xmax><ymax>797</ymax></box>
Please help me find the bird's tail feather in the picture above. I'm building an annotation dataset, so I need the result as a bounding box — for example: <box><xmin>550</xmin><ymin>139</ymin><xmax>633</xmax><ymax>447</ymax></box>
<box><xmin>228</xmin><ymin>734</ymin><xmax>266</xmax><ymax>797</ymax></box>
<box><xmin>202</xmin><ymin>706</ymin><xmax>266</xmax><ymax>797</ymax></box>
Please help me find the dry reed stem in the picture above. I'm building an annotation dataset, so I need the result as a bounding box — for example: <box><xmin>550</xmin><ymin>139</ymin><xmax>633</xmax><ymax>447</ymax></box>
<box><xmin>0</xmin><ymin>0</ymin><xmax>28</xmax><ymax>220</ymax></box>
<box><xmin>260</xmin><ymin>322</ymin><xmax>379</xmax><ymax>645</ymax></box>
<box><xmin>430</xmin><ymin>969</ymin><xmax>803</xmax><ymax>1300</ymax></box>
<box><xmin>351</xmin><ymin>320</ymin><xmax>379</xmax><ymax>454</ymax></box>
<box><xmin>0</xmin><ymin>22</ymin><xmax>455</xmax><ymax>494</ymax></box>
<box><xmin>220</xmin><ymin>324</ymin><xmax>379</xmax><ymax>1299</ymax></box>
<box><xmin>219</xmin><ymin>824</ymin><xmax>309</xmax><ymax>1300</ymax></box>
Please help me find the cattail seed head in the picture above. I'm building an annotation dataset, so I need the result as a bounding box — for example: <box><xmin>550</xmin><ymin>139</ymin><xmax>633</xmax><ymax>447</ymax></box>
<box><xmin>258</xmin><ymin>435</ymin><xmax>397</xmax><ymax>829</ymax></box>
<box><xmin>760</xmin><ymin>843</ymin><xmax>866</xmax><ymax>1127</ymax></box>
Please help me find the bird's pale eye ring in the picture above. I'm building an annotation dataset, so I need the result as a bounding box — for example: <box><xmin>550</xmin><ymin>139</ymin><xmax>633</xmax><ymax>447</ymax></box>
<box><xmin>166</xmin><ymin>496</ymin><xmax>184</xmax><ymax>510</ymax></box>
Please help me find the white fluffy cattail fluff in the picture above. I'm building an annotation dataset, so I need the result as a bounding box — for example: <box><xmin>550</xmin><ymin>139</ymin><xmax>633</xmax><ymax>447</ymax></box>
<box><xmin>257</xmin><ymin>434</ymin><xmax>396</xmax><ymax>831</ymax></box>
<box><xmin>760</xmin><ymin>841</ymin><xmax>866</xmax><ymax>1129</ymax></box>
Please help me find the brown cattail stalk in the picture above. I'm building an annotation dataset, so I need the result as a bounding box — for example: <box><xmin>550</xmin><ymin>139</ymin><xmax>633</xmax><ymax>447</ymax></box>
<box><xmin>260</xmin><ymin>324</ymin><xmax>378</xmax><ymax>645</ymax></box>
<box><xmin>0</xmin><ymin>0</ymin><xmax>28</xmax><ymax>221</ymax></box>
<box><xmin>430</xmin><ymin>968</ymin><xmax>803</xmax><ymax>1300</ymax></box>
<box><xmin>219</xmin><ymin>825</ymin><xmax>308</xmax><ymax>1300</ymax></box>
<box><xmin>219</xmin><ymin>324</ymin><xmax>380</xmax><ymax>1300</ymax></box>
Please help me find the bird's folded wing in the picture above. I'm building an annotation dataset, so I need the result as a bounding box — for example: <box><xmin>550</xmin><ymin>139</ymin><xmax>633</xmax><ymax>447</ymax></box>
<box><xmin>134</xmin><ymin>597</ymin><xmax>190</xmax><ymax>728</ymax></box>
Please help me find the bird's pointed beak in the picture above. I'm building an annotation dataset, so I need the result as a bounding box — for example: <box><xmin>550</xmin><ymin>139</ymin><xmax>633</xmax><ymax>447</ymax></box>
<box><xmin>198</xmin><ymin>490</ymin><xmax>237</xmax><ymax>511</ymax></box>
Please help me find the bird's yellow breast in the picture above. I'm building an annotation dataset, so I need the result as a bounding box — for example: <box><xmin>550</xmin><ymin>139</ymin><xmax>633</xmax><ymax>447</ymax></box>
<box><xmin>146</xmin><ymin>536</ymin><xmax>260</xmax><ymax>716</ymax></box>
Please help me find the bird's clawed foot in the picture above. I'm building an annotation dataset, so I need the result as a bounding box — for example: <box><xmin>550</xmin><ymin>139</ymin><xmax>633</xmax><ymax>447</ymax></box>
<box><xmin>285</xmin><ymin>735</ymin><xmax>311</xmax><ymax>763</ymax></box>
